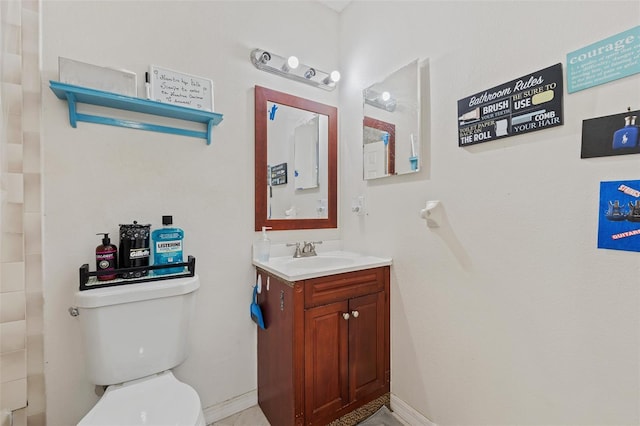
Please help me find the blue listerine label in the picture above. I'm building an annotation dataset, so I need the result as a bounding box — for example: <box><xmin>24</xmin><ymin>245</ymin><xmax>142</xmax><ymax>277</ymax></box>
<box><xmin>152</xmin><ymin>227</ymin><xmax>184</xmax><ymax>275</ymax></box>
<box><xmin>160</xmin><ymin>232</ymin><xmax>181</xmax><ymax>239</ymax></box>
<box><xmin>156</xmin><ymin>240</ymin><xmax>182</xmax><ymax>253</ymax></box>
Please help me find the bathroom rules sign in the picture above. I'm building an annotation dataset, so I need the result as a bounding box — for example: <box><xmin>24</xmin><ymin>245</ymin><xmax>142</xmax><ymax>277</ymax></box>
<box><xmin>457</xmin><ymin>63</ymin><xmax>564</xmax><ymax>147</ymax></box>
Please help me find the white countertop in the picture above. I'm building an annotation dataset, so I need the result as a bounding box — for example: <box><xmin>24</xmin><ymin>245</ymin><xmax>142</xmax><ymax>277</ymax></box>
<box><xmin>252</xmin><ymin>250</ymin><xmax>392</xmax><ymax>281</ymax></box>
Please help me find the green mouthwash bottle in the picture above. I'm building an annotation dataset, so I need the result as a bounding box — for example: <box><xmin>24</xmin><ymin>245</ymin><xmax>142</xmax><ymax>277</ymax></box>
<box><xmin>152</xmin><ymin>215</ymin><xmax>184</xmax><ymax>275</ymax></box>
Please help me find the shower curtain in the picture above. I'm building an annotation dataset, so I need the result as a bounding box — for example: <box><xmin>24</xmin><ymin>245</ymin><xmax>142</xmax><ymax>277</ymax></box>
<box><xmin>0</xmin><ymin>1</ymin><xmax>45</xmax><ymax>424</ymax></box>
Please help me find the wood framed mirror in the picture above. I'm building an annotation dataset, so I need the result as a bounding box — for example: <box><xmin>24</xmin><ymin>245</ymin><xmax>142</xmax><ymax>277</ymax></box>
<box><xmin>255</xmin><ymin>86</ymin><xmax>337</xmax><ymax>231</ymax></box>
<box><xmin>363</xmin><ymin>116</ymin><xmax>395</xmax><ymax>179</ymax></box>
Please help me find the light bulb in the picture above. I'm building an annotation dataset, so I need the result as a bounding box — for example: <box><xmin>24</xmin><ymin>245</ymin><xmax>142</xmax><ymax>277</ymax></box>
<box><xmin>304</xmin><ymin>68</ymin><xmax>316</xmax><ymax>79</ymax></box>
<box><xmin>287</xmin><ymin>56</ymin><xmax>299</xmax><ymax>70</ymax></box>
<box><xmin>381</xmin><ymin>91</ymin><xmax>391</xmax><ymax>102</ymax></box>
<box><xmin>282</xmin><ymin>55</ymin><xmax>299</xmax><ymax>72</ymax></box>
<box><xmin>323</xmin><ymin>70</ymin><xmax>341</xmax><ymax>85</ymax></box>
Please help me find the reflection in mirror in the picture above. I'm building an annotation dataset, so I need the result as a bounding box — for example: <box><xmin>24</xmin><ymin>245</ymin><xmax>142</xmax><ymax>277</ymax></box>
<box><xmin>267</xmin><ymin>102</ymin><xmax>325</xmax><ymax>218</ymax></box>
<box><xmin>363</xmin><ymin>59</ymin><xmax>421</xmax><ymax>179</ymax></box>
<box><xmin>293</xmin><ymin>115</ymin><xmax>320</xmax><ymax>190</ymax></box>
<box><xmin>255</xmin><ymin>86</ymin><xmax>337</xmax><ymax>231</ymax></box>
<box><xmin>363</xmin><ymin>116</ymin><xmax>395</xmax><ymax>179</ymax></box>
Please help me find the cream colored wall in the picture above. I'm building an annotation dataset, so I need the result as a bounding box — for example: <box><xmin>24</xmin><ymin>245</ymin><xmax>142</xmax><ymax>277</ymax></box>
<box><xmin>339</xmin><ymin>1</ymin><xmax>640</xmax><ymax>425</ymax></box>
<box><xmin>40</xmin><ymin>2</ymin><xmax>339</xmax><ymax>425</ymax></box>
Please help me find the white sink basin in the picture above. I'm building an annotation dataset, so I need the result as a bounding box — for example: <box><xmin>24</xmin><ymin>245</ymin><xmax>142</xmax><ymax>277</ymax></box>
<box><xmin>253</xmin><ymin>251</ymin><xmax>392</xmax><ymax>281</ymax></box>
<box><xmin>282</xmin><ymin>255</ymin><xmax>355</xmax><ymax>270</ymax></box>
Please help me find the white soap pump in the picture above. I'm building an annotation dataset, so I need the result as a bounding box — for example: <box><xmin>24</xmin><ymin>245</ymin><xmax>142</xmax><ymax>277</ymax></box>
<box><xmin>255</xmin><ymin>226</ymin><xmax>272</xmax><ymax>262</ymax></box>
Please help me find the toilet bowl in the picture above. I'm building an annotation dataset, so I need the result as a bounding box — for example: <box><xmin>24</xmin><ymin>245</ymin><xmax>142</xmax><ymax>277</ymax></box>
<box><xmin>78</xmin><ymin>371</ymin><xmax>205</xmax><ymax>426</ymax></box>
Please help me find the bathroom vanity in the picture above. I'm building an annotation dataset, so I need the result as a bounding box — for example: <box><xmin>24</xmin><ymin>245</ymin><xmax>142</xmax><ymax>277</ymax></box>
<box><xmin>254</xmin><ymin>252</ymin><xmax>391</xmax><ymax>426</ymax></box>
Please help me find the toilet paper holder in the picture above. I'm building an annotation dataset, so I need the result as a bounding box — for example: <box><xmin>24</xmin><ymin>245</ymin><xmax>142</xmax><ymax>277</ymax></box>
<box><xmin>420</xmin><ymin>200</ymin><xmax>442</xmax><ymax>228</ymax></box>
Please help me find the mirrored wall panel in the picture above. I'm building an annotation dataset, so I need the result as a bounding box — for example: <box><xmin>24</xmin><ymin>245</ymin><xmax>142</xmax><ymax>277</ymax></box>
<box><xmin>363</xmin><ymin>59</ymin><xmax>422</xmax><ymax>179</ymax></box>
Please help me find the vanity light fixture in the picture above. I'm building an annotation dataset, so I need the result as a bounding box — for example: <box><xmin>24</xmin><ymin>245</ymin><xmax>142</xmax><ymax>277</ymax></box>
<box><xmin>363</xmin><ymin>88</ymin><xmax>397</xmax><ymax>112</ymax></box>
<box><xmin>282</xmin><ymin>56</ymin><xmax>299</xmax><ymax>72</ymax></box>
<box><xmin>256</xmin><ymin>50</ymin><xmax>271</xmax><ymax>64</ymax></box>
<box><xmin>250</xmin><ymin>48</ymin><xmax>340</xmax><ymax>91</ymax></box>
<box><xmin>323</xmin><ymin>70</ymin><xmax>341</xmax><ymax>85</ymax></box>
<box><xmin>304</xmin><ymin>68</ymin><xmax>316</xmax><ymax>79</ymax></box>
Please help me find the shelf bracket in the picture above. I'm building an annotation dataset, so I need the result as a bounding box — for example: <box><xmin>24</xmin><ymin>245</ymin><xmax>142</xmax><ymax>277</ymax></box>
<box><xmin>207</xmin><ymin>119</ymin><xmax>214</xmax><ymax>145</ymax></box>
<box><xmin>66</xmin><ymin>92</ymin><xmax>78</xmax><ymax>128</ymax></box>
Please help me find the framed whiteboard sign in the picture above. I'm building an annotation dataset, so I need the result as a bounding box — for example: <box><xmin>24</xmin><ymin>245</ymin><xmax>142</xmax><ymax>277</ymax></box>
<box><xmin>148</xmin><ymin>65</ymin><xmax>214</xmax><ymax>111</ymax></box>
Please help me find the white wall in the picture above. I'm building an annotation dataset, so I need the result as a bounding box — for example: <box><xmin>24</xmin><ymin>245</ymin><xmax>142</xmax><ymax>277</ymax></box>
<box><xmin>40</xmin><ymin>2</ymin><xmax>339</xmax><ymax>425</ymax></box>
<box><xmin>339</xmin><ymin>1</ymin><xmax>640</xmax><ymax>425</ymax></box>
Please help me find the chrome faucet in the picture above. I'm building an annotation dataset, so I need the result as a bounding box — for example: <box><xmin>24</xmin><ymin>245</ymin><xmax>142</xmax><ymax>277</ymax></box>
<box><xmin>287</xmin><ymin>241</ymin><xmax>322</xmax><ymax>258</ymax></box>
<box><xmin>300</xmin><ymin>241</ymin><xmax>322</xmax><ymax>257</ymax></box>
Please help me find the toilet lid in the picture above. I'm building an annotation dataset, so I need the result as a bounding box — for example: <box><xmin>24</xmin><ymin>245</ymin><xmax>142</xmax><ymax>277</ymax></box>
<box><xmin>78</xmin><ymin>372</ymin><xmax>203</xmax><ymax>426</ymax></box>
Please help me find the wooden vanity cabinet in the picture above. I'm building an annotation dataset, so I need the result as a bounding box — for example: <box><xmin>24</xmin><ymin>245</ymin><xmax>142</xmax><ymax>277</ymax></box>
<box><xmin>256</xmin><ymin>266</ymin><xmax>390</xmax><ymax>426</ymax></box>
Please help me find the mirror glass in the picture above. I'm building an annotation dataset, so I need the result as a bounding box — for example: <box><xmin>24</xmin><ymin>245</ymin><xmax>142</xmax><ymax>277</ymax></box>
<box><xmin>363</xmin><ymin>116</ymin><xmax>395</xmax><ymax>178</ymax></box>
<box><xmin>291</xmin><ymin>113</ymin><xmax>320</xmax><ymax>190</ymax></box>
<box><xmin>363</xmin><ymin>59</ymin><xmax>421</xmax><ymax>179</ymax></box>
<box><xmin>255</xmin><ymin>86</ymin><xmax>337</xmax><ymax>231</ymax></box>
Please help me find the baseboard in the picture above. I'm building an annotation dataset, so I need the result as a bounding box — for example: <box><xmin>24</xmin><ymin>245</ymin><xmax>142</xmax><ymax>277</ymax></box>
<box><xmin>390</xmin><ymin>393</ymin><xmax>437</xmax><ymax>426</ymax></box>
<box><xmin>202</xmin><ymin>389</ymin><xmax>257</xmax><ymax>424</ymax></box>
<box><xmin>202</xmin><ymin>390</ymin><xmax>435</xmax><ymax>426</ymax></box>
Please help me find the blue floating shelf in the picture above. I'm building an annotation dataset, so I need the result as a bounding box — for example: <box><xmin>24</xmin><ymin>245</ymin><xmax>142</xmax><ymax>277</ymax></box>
<box><xmin>49</xmin><ymin>81</ymin><xmax>223</xmax><ymax>145</ymax></box>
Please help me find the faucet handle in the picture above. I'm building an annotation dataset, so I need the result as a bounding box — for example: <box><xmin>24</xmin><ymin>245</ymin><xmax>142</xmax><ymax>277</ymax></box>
<box><xmin>287</xmin><ymin>242</ymin><xmax>302</xmax><ymax>258</ymax></box>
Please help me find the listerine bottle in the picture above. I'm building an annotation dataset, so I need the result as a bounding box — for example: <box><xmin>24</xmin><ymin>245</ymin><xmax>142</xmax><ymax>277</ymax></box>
<box><xmin>612</xmin><ymin>115</ymin><xmax>638</xmax><ymax>149</ymax></box>
<box><xmin>151</xmin><ymin>215</ymin><xmax>184</xmax><ymax>275</ymax></box>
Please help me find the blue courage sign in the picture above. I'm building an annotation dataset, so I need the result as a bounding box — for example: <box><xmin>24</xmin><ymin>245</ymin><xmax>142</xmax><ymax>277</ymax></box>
<box><xmin>567</xmin><ymin>26</ymin><xmax>640</xmax><ymax>93</ymax></box>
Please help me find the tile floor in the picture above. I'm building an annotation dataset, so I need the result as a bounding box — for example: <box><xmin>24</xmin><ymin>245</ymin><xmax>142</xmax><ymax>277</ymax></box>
<box><xmin>211</xmin><ymin>404</ymin><xmax>409</xmax><ymax>426</ymax></box>
<box><xmin>211</xmin><ymin>405</ymin><xmax>270</xmax><ymax>425</ymax></box>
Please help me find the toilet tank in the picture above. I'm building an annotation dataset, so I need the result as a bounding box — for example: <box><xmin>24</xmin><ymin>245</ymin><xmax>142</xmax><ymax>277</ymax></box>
<box><xmin>73</xmin><ymin>275</ymin><xmax>200</xmax><ymax>385</ymax></box>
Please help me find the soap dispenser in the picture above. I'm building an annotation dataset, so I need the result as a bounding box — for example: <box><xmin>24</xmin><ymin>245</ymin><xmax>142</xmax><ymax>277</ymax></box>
<box><xmin>255</xmin><ymin>226</ymin><xmax>272</xmax><ymax>262</ymax></box>
<box><xmin>95</xmin><ymin>233</ymin><xmax>117</xmax><ymax>281</ymax></box>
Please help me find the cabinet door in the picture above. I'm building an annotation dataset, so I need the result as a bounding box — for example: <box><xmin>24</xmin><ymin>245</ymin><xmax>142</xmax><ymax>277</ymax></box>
<box><xmin>349</xmin><ymin>291</ymin><xmax>386</xmax><ymax>401</ymax></box>
<box><xmin>304</xmin><ymin>300</ymin><xmax>349</xmax><ymax>423</ymax></box>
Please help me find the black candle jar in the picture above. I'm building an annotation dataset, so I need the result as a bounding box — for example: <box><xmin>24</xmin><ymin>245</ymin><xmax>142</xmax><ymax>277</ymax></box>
<box><xmin>118</xmin><ymin>221</ymin><xmax>151</xmax><ymax>279</ymax></box>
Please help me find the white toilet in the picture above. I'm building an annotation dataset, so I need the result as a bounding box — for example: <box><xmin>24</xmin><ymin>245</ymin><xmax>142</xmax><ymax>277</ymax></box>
<box><xmin>72</xmin><ymin>275</ymin><xmax>205</xmax><ymax>426</ymax></box>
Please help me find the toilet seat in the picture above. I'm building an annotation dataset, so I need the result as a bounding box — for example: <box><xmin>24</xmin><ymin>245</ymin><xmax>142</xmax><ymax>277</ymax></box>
<box><xmin>78</xmin><ymin>371</ymin><xmax>205</xmax><ymax>426</ymax></box>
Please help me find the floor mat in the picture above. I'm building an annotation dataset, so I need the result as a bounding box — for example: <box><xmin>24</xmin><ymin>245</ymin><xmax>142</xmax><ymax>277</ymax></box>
<box><xmin>357</xmin><ymin>405</ymin><xmax>404</xmax><ymax>426</ymax></box>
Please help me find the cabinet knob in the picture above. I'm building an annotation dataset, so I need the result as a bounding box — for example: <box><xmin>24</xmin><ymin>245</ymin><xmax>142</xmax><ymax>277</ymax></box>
<box><xmin>342</xmin><ymin>312</ymin><xmax>350</xmax><ymax>320</ymax></box>
<box><xmin>351</xmin><ymin>310</ymin><xmax>359</xmax><ymax>318</ymax></box>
